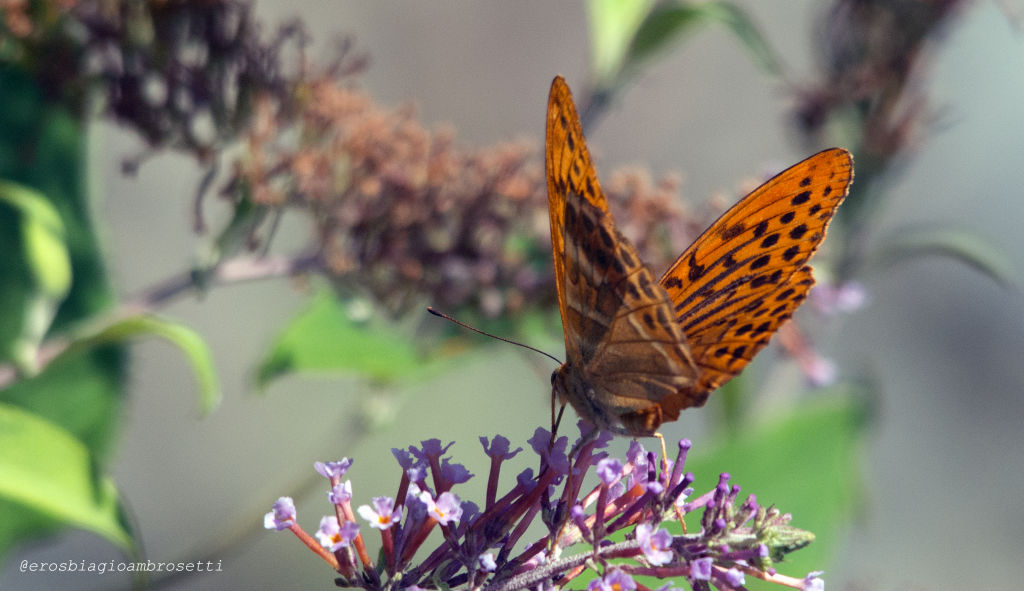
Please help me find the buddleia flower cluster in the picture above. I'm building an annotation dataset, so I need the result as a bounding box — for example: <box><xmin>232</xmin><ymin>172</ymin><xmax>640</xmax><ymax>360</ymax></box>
<box><xmin>265</xmin><ymin>426</ymin><xmax>824</xmax><ymax>591</ymax></box>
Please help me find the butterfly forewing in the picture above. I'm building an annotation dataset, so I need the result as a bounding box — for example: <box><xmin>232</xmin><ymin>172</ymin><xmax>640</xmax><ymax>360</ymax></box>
<box><xmin>546</xmin><ymin>76</ymin><xmax>610</xmax><ymax>351</ymax></box>
<box><xmin>660</xmin><ymin>149</ymin><xmax>853</xmax><ymax>396</ymax></box>
<box><xmin>547</xmin><ymin>76</ymin><xmax>697</xmax><ymax>436</ymax></box>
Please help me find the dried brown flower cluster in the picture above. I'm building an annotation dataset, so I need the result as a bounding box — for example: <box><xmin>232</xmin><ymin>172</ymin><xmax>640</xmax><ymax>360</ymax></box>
<box><xmin>794</xmin><ymin>0</ymin><xmax>971</xmax><ymax>280</ymax></box>
<box><xmin>229</xmin><ymin>76</ymin><xmax>707</xmax><ymax>319</ymax></box>
<box><xmin>1</xmin><ymin>0</ymin><xmax>315</xmax><ymax>160</ymax></box>
<box><xmin>795</xmin><ymin>0</ymin><xmax>967</xmax><ymax>159</ymax></box>
<box><xmin>0</xmin><ymin>1</ymin><xmax>756</xmax><ymax>322</ymax></box>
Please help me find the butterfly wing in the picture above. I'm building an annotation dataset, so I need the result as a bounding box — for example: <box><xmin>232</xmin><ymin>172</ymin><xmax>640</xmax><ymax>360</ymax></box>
<box><xmin>546</xmin><ymin>76</ymin><xmax>697</xmax><ymax>436</ymax></box>
<box><xmin>659</xmin><ymin>148</ymin><xmax>854</xmax><ymax>401</ymax></box>
<box><xmin>546</xmin><ymin>75</ymin><xmax>610</xmax><ymax>352</ymax></box>
<box><xmin>556</xmin><ymin>195</ymin><xmax>698</xmax><ymax>435</ymax></box>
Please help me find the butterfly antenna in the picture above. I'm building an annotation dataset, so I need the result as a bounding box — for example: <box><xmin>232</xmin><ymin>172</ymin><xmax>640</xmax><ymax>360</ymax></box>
<box><xmin>426</xmin><ymin>307</ymin><xmax>563</xmax><ymax>366</ymax></box>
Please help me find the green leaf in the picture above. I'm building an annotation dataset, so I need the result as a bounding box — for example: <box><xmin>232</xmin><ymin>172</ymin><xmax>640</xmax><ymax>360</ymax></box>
<box><xmin>256</xmin><ymin>289</ymin><xmax>426</xmax><ymax>388</ymax></box>
<box><xmin>62</xmin><ymin>315</ymin><xmax>221</xmax><ymax>416</ymax></box>
<box><xmin>0</xmin><ymin>181</ymin><xmax>73</xmax><ymax>374</ymax></box>
<box><xmin>587</xmin><ymin>0</ymin><xmax>654</xmax><ymax>84</ymax></box>
<box><xmin>0</xmin><ymin>181</ymin><xmax>71</xmax><ymax>299</ymax></box>
<box><xmin>873</xmin><ymin>225</ymin><xmax>1016</xmax><ymax>288</ymax></box>
<box><xmin>624</xmin><ymin>1</ymin><xmax>781</xmax><ymax>79</ymax></box>
<box><xmin>0</xmin><ymin>402</ymin><xmax>134</xmax><ymax>556</ymax></box>
<box><xmin>0</xmin><ymin>65</ymin><xmax>128</xmax><ymax>561</ymax></box>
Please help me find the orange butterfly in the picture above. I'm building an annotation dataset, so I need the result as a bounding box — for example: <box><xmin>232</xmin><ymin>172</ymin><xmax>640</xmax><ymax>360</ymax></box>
<box><xmin>545</xmin><ymin>76</ymin><xmax>853</xmax><ymax>437</ymax></box>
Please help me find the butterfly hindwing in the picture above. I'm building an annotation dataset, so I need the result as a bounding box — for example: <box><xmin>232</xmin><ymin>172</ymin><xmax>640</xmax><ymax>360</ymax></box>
<box><xmin>660</xmin><ymin>149</ymin><xmax>853</xmax><ymax>396</ymax></box>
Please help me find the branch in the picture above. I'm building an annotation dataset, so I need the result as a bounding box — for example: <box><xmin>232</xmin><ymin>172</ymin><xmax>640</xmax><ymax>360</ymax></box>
<box><xmin>484</xmin><ymin>535</ymin><xmax>700</xmax><ymax>591</ymax></box>
<box><xmin>0</xmin><ymin>253</ymin><xmax>322</xmax><ymax>390</ymax></box>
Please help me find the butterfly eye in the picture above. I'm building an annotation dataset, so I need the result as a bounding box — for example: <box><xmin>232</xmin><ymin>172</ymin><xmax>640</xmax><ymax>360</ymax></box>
<box><xmin>550</xmin><ymin>370</ymin><xmax>558</xmax><ymax>385</ymax></box>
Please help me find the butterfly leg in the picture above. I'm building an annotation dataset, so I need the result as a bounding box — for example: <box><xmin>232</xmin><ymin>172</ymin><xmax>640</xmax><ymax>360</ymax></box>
<box><xmin>550</xmin><ymin>396</ymin><xmax>568</xmax><ymax>447</ymax></box>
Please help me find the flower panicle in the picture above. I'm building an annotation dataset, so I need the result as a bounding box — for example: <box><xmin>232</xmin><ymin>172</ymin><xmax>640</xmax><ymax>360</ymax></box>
<box><xmin>265</xmin><ymin>426</ymin><xmax>820</xmax><ymax>591</ymax></box>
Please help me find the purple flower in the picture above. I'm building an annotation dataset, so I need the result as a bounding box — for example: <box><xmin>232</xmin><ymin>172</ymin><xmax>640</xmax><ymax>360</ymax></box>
<box><xmin>723</xmin><ymin>567</ymin><xmax>745</xmax><ymax>587</ymax></box>
<box><xmin>263</xmin><ymin>497</ymin><xmax>296</xmax><ymax>531</ymax></box>
<box><xmin>440</xmin><ymin>458</ymin><xmax>473</xmax><ymax>485</ymax></box>
<box><xmin>328</xmin><ymin>480</ymin><xmax>353</xmax><ymax>505</ymax></box>
<box><xmin>315</xmin><ymin>516</ymin><xmax>360</xmax><ymax>552</ymax></box>
<box><xmin>478</xmin><ymin>552</ymin><xmax>497</xmax><ymax>572</ymax></box>
<box><xmin>569</xmin><ymin>504</ymin><xmax>591</xmax><ymax>537</ymax></box>
<box><xmin>405</xmin><ymin>482</ymin><xmax>423</xmax><ymax>504</ymax></box>
<box><xmin>314</xmin><ymin>459</ymin><xmax>353</xmax><ymax>480</ymax></box>
<box><xmin>420</xmin><ymin>490</ymin><xmax>463</xmax><ymax>525</ymax></box>
<box><xmin>625</xmin><ymin>441</ymin><xmax>650</xmax><ymax>488</ymax></box>
<box><xmin>596</xmin><ymin>458</ymin><xmax>623</xmax><ymax>485</ymax></box>
<box><xmin>626</xmin><ymin>441</ymin><xmax>647</xmax><ymax>466</ymax></box>
<box><xmin>803</xmin><ymin>571</ymin><xmax>825</xmax><ymax>591</ymax></box>
<box><xmin>479</xmin><ymin>435</ymin><xmax>521</xmax><ymax>460</ymax></box>
<box><xmin>587</xmin><ymin>569</ymin><xmax>637</xmax><ymax>591</ymax></box>
<box><xmin>804</xmin><ymin>355</ymin><xmax>838</xmax><ymax>387</ymax></box>
<box><xmin>811</xmin><ymin>280</ymin><xmax>867</xmax><ymax>315</ymax></box>
<box><xmin>635</xmin><ymin>523</ymin><xmax>673</xmax><ymax>566</ymax></box>
<box><xmin>269</xmin><ymin>434</ymin><xmax>819</xmax><ymax>588</ymax></box>
<box><xmin>404</xmin><ymin>484</ymin><xmax>428</xmax><ymax>521</ymax></box>
<box><xmin>672</xmin><ymin>484</ymin><xmax>694</xmax><ymax>509</ymax></box>
<box><xmin>357</xmin><ymin>496</ymin><xmax>402</xmax><ymax>530</ymax></box>
<box><xmin>406</xmin><ymin>463</ymin><xmax>427</xmax><ymax>482</ymax></box>
<box><xmin>460</xmin><ymin>501</ymin><xmax>480</xmax><ymax>522</ymax></box>
<box><xmin>392</xmin><ymin>448</ymin><xmax>414</xmax><ymax>469</ymax></box>
<box><xmin>413</xmin><ymin>439</ymin><xmax>454</xmax><ymax>462</ymax></box>
<box><xmin>393</xmin><ymin>448</ymin><xmax>427</xmax><ymax>481</ymax></box>
<box><xmin>644</xmin><ymin>480</ymin><xmax>665</xmax><ymax>495</ymax></box>
<box><xmin>691</xmin><ymin>557</ymin><xmax>713</xmax><ymax>581</ymax></box>
<box><xmin>527</xmin><ymin>428</ymin><xmax>569</xmax><ymax>474</ymax></box>
<box><xmin>516</xmin><ymin>468</ymin><xmax>537</xmax><ymax>492</ymax></box>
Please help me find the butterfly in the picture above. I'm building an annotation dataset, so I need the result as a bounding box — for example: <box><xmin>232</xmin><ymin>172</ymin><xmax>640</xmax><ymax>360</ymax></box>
<box><xmin>545</xmin><ymin>76</ymin><xmax>853</xmax><ymax>437</ymax></box>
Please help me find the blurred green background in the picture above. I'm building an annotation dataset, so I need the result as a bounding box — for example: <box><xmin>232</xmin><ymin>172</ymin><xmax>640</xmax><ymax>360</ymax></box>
<box><xmin>1</xmin><ymin>1</ymin><xmax>1022</xmax><ymax>590</ymax></box>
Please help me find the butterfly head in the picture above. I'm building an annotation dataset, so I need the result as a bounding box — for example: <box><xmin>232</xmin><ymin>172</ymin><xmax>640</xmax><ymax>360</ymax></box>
<box><xmin>551</xmin><ymin>362</ymin><xmax>605</xmax><ymax>432</ymax></box>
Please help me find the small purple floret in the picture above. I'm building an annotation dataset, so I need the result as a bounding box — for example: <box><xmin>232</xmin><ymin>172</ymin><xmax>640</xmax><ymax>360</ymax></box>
<box><xmin>357</xmin><ymin>496</ymin><xmax>401</xmax><ymax>530</ymax></box>
<box><xmin>596</xmin><ymin>458</ymin><xmax>623</xmax><ymax>485</ymax></box>
<box><xmin>635</xmin><ymin>523</ymin><xmax>673</xmax><ymax>566</ymax></box>
<box><xmin>723</xmin><ymin>567</ymin><xmax>745</xmax><ymax>587</ymax></box>
<box><xmin>314</xmin><ymin>458</ymin><xmax>353</xmax><ymax>480</ymax></box>
<box><xmin>316</xmin><ymin>516</ymin><xmax>360</xmax><ymax>552</ymax></box>
<box><xmin>263</xmin><ymin>496</ymin><xmax>296</xmax><ymax>531</ymax></box>
<box><xmin>691</xmin><ymin>557</ymin><xmax>713</xmax><ymax>581</ymax></box>
<box><xmin>803</xmin><ymin>571</ymin><xmax>826</xmax><ymax>591</ymax></box>
<box><xmin>328</xmin><ymin>480</ymin><xmax>353</xmax><ymax>505</ymax></box>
